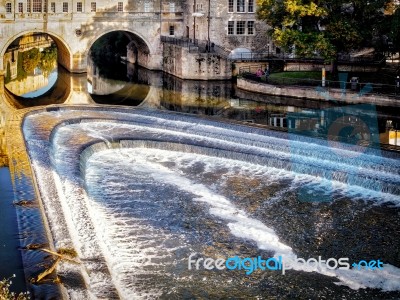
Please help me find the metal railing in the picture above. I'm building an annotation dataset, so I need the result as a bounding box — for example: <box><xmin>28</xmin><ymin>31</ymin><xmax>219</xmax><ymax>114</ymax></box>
<box><xmin>227</xmin><ymin>52</ymin><xmax>274</xmax><ymax>61</ymax></box>
<box><xmin>161</xmin><ymin>36</ymin><xmax>230</xmax><ymax>56</ymax></box>
<box><xmin>212</xmin><ymin>44</ymin><xmax>230</xmax><ymax>58</ymax></box>
<box><xmin>161</xmin><ymin>36</ymin><xmax>198</xmax><ymax>46</ymax></box>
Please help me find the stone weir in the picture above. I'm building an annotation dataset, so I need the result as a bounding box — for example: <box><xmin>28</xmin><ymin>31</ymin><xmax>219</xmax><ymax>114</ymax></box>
<box><xmin>22</xmin><ymin>106</ymin><xmax>400</xmax><ymax>299</ymax></box>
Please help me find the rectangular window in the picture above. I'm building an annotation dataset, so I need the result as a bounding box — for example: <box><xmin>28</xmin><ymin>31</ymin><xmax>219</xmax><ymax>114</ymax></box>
<box><xmin>50</xmin><ymin>1</ymin><xmax>55</xmax><ymax>12</ymax></box>
<box><xmin>117</xmin><ymin>2</ymin><xmax>123</xmax><ymax>12</ymax></box>
<box><xmin>43</xmin><ymin>0</ymin><xmax>47</xmax><ymax>12</ymax></box>
<box><xmin>63</xmin><ymin>2</ymin><xmax>68</xmax><ymax>12</ymax></box>
<box><xmin>27</xmin><ymin>0</ymin><xmax>31</xmax><ymax>13</ymax></box>
<box><xmin>248</xmin><ymin>0</ymin><xmax>254</xmax><ymax>12</ymax></box>
<box><xmin>18</xmin><ymin>2</ymin><xmax>23</xmax><ymax>12</ymax></box>
<box><xmin>228</xmin><ymin>21</ymin><xmax>234</xmax><ymax>35</ymax></box>
<box><xmin>33</xmin><ymin>0</ymin><xmax>42</xmax><ymax>12</ymax></box>
<box><xmin>91</xmin><ymin>2</ymin><xmax>96</xmax><ymax>12</ymax></box>
<box><xmin>169</xmin><ymin>25</ymin><xmax>175</xmax><ymax>36</ymax></box>
<box><xmin>228</xmin><ymin>0</ymin><xmax>233</xmax><ymax>12</ymax></box>
<box><xmin>237</xmin><ymin>0</ymin><xmax>245</xmax><ymax>12</ymax></box>
<box><xmin>144</xmin><ymin>2</ymin><xmax>151</xmax><ymax>12</ymax></box>
<box><xmin>236</xmin><ymin>21</ymin><xmax>245</xmax><ymax>34</ymax></box>
<box><xmin>169</xmin><ymin>2</ymin><xmax>175</xmax><ymax>13</ymax></box>
<box><xmin>77</xmin><ymin>2</ymin><xmax>82</xmax><ymax>12</ymax></box>
<box><xmin>6</xmin><ymin>2</ymin><xmax>12</xmax><ymax>13</ymax></box>
<box><xmin>247</xmin><ymin>21</ymin><xmax>254</xmax><ymax>35</ymax></box>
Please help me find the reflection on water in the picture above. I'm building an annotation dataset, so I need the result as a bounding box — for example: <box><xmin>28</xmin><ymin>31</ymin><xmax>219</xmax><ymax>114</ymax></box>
<box><xmin>2</xmin><ymin>32</ymin><xmax>400</xmax><ymax>148</ymax></box>
<box><xmin>87</xmin><ymin>56</ymin><xmax>151</xmax><ymax>106</ymax></box>
<box><xmin>4</xmin><ymin>33</ymin><xmax>57</xmax><ymax>98</ymax></box>
<box><xmin>160</xmin><ymin>72</ymin><xmax>400</xmax><ymax>148</ymax></box>
<box><xmin>0</xmin><ymin>84</ymin><xmax>61</xmax><ymax>298</ymax></box>
<box><xmin>0</xmin><ymin>167</ymin><xmax>26</xmax><ymax>292</ymax></box>
<box><xmin>0</xmin><ymin>107</ymin><xmax>7</xmax><ymax>167</ymax></box>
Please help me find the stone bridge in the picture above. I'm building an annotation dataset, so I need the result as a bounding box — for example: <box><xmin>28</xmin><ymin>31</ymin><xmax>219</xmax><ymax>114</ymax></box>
<box><xmin>0</xmin><ymin>0</ymin><xmax>183</xmax><ymax>74</ymax></box>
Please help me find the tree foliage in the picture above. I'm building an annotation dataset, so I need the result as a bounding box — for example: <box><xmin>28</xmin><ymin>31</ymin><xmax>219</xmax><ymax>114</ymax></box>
<box><xmin>257</xmin><ymin>0</ymin><xmax>394</xmax><ymax>60</ymax></box>
<box><xmin>38</xmin><ymin>44</ymin><xmax>57</xmax><ymax>76</ymax></box>
<box><xmin>21</xmin><ymin>48</ymin><xmax>41</xmax><ymax>73</ymax></box>
<box><xmin>5</xmin><ymin>62</ymin><xmax>11</xmax><ymax>84</ymax></box>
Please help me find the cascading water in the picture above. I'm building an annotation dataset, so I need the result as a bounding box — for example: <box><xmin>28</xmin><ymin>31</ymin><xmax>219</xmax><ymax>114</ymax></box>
<box><xmin>23</xmin><ymin>107</ymin><xmax>400</xmax><ymax>299</ymax></box>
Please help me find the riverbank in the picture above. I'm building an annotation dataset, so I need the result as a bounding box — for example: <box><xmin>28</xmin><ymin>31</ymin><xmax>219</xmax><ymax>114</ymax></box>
<box><xmin>237</xmin><ymin>77</ymin><xmax>400</xmax><ymax>107</ymax></box>
<box><xmin>0</xmin><ymin>93</ymin><xmax>62</xmax><ymax>298</ymax></box>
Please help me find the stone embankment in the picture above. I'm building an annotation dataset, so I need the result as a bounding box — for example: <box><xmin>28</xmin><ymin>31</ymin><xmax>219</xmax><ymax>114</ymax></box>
<box><xmin>237</xmin><ymin>78</ymin><xmax>400</xmax><ymax>107</ymax></box>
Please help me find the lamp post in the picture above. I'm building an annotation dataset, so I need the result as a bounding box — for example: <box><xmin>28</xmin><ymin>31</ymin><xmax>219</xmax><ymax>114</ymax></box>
<box><xmin>193</xmin><ymin>0</ymin><xmax>197</xmax><ymax>42</ymax></box>
<box><xmin>207</xmin><ymin>0</ymin><xmax>211</xmax><ymax>52</ymax></box>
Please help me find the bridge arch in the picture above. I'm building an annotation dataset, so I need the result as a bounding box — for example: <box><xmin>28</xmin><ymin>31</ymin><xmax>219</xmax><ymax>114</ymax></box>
<box><xmin>85</xmin><ymin>29</ymin><xmax>155</xmax><ymax>70</ymax></box>
<box><xmin>0</xmin><ymin>30</ymin><xmax>72</xmax><ymax>73</ymax></box>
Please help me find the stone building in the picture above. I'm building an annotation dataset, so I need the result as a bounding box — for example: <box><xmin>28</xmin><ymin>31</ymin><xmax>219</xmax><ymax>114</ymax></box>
<box><xmin>182</xmin><ymin>0</ymin><xmax>274</xmax><ymax>55</ymax></box>
<box><xmin>0</xmin><ymin>0</ymin><xmax>186</xmax><ymax>72</ymax></box>
<box><xmin>0</xmin><ymin>0</ymin><xmax>272</xmax><ymax>76</ymax></box>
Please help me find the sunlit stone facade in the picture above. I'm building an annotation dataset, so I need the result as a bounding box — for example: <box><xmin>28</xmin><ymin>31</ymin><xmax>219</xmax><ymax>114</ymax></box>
<box><xmin>0</xmin><ymin>0</ymin><xmax>271</xmax><ymax>74</ymax></box>
<box><xmin>183</xmin><ymin>0</ymin><xmax>273</xmax><ymax>54</ymax></box>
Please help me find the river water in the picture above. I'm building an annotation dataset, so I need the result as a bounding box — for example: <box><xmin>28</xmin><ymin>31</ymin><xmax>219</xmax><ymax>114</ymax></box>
<box><xmin>22</xmin><ymin>108</ymin><xmax>400</xmax><ymax>299</ymax></box>
<box><xmin>2</xmin><ymin>45</ymin><xmax>400</xmax><ymax>299</ymax></box>
<box><xmin>5</xmin><ymin>54</ymin><xmax>400</xmax><ymax>148</ymax></box>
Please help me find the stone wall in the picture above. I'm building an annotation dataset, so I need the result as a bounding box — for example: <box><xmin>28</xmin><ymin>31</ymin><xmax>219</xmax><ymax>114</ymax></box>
<box><xmin>237</xmin><ymin>78</ymin><xmax>400</xmax><ymax>107</ymax></box>
<box><xmin>183</xmin><ymin>0</ymin><xmax>273</xmax><ymax>54</ymax></box>
<box><xmin>162</xmin><ymin>43</ymin><xmax>231</xmax><ymax>80</ymax></box>
<box><xmin>284</xmin><ymin>62</ymin><xmax>327</xmax><ymax>72</ymax></box>
<box><xmin>233</xmin><ymin>62</ymin><xmax>269</xmax><ymax>76</ymax></box>
<box><xmin>284</xmin><ymin>62</ymin><xmax>380</xmax><ymax>73</ymax></box>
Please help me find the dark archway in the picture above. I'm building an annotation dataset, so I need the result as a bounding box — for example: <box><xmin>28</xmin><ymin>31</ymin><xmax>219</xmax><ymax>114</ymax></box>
<box><xmin>86</xmin><ymin>30</ymin><xmax>152</xmax><ymax>70</ymax></box>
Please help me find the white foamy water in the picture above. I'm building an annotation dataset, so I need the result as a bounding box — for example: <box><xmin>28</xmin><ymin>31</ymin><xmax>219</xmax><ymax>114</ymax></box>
<box><xmin>84</xmin><ymin>148</ymin><xmax>400</xmax><ymax>294</ymax></box>
<box><xmin>22</xmin><ymin>109</ymin><xmax>400</xmax><ymax>298</ymax></box>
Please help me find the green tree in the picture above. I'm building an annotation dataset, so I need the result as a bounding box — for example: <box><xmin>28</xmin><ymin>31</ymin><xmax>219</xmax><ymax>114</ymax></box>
<box><xmin>257</xmin><ymin>0</ymin><xmax>392</xmax><ymax>70</ymax></box>
<box><xmin>39</xmin><ymin>44</ymin><xmax>58</xmax><ymax>76</ymax></box>
<box><xmin>16</xmin><ymin>52</ymin><xmax>27</xmax><ymax>81</ymax></box>
<box><xmin>5</xmin><ymin>62</ymin><xmax>11</xmax><ymax>83</ymax></box>
<box><xmin>21</xmin><ymin>48</ymin><xmax>41</xmax><ymax>73</ymax></box>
